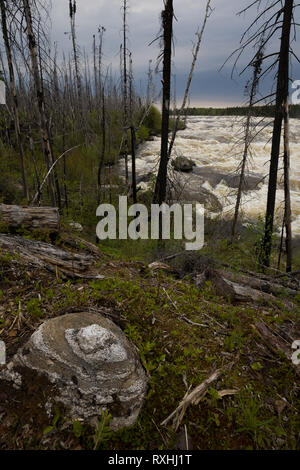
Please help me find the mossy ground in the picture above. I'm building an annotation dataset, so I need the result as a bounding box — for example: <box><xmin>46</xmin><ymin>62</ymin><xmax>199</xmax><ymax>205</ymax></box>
<box><xmin>0</xmin><ymin>224</ymin><xmax>299</xmax><ymax>450</ymax></box>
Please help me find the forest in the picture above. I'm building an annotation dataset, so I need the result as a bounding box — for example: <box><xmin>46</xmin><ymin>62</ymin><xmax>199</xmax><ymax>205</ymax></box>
<box><xmin>0</xmin><ymin>0</ymin><xmax>300</xmax><ymax>454</ymax></box>
<box><xmin>181</xmin><ymin>104</ymin><xmax>300</xmax><ymax>118</ymax></box>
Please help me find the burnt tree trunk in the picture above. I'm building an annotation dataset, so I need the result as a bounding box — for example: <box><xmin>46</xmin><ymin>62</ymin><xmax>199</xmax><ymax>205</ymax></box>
<box><xmin>260</xmin><ymin>0</ymin><xmax>294</xmax><ymax>268</ymax></box>
<box><xmin>0</xmin><ymin>0</ymin><xmax>29</xmax><ymax>201</ymax></box>
<box><xmin>153</xmin><ymin>0</ymin><xmax>174</xmax><ymax>205</ymax></box>
<box><xmin>23</xmin><ymin>0</ymin><xmax>58</xmax><ymax>207</ymax></box>
<box><xmin>283</xmin><ymin>97</ymin><xmax>292</xmax><ymax>272</ymax></box>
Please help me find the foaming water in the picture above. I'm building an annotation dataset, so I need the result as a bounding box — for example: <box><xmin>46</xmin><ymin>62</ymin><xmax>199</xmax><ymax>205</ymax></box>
<box><xmin>121</xmin><ymin>115</ymin><xmax>300</xmax><ymax>236</ymax></box>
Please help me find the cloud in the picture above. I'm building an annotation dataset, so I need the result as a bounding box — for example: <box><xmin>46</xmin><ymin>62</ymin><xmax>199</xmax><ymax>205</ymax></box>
<box><xmin>50</xmin><ymin>0</ymin><xmax>300</xmax><ymax>106</ymax></box>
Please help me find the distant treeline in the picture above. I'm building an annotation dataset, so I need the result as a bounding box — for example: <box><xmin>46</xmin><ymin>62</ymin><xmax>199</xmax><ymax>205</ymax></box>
<box><xmin>173</xmin><ymin>104</ymin><xmax>300</xmax><ymax>118</ymax></box>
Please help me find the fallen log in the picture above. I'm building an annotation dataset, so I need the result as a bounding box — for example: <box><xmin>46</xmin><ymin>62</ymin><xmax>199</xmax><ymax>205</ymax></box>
<box><xmin>194</xmin><ymin>267</ymin><xmax>294</xmax><ymax>307</ymax></box>
<box><xmin>0</xmin><ymin>234</ymin><xmax>103</xmax><ymax>279</ymax></box>
<box><xmin>254</xmin><ymin>321</ymin><xmax>300</xmax><ymax>377</ymax></box>
<box><xmin>195</xmin><ymin>268</ymin><xmax>275</xmax><ymax>304</ymax></box>
<box><xmin>212</xmin><ymin>275</ymin><xmax>275</xmax><ymax>303</ymax></box>
<box><xmin>219</xmin><ymin>269</ymin><xmax>299</xmax><ymax>298</ymax></box>
<box><xmin>0</xmin><ymin>204</ymin><xmax>59</xmax><ymax>233</ymax></box>
<box><xmin>220</xmin><ymin>261</ymin><xmax>300</xmax><ymax>291</ymax></box>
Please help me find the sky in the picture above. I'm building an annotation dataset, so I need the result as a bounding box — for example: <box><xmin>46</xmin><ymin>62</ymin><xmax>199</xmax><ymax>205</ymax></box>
<box><xmin>50</xmin><ymin>0</ymin><xmax>300</xmax><ymax>107</ymax></box>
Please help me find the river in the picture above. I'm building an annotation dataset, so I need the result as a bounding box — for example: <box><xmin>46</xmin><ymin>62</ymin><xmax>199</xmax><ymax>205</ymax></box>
<box><xmin>120</xmin><ymin>115</ymin><xmax>300</xmax><ymax>236</ymax></box>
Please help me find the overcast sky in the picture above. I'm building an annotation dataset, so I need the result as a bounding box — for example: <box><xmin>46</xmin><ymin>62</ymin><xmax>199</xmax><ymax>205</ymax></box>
<box><xmin>50</xmin><ymin>0</ymin><xmax>300</xmax><ymax>106</ymax></box>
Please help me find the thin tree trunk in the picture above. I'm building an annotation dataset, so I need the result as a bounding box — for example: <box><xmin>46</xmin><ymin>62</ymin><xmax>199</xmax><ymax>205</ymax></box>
<box><xmin>129</xmin><ymin>52</ymin><xmax>137</xmax><ymax>204</ymax></box>
<box><xmin>69</xmin><ymin>0</ymin><xmax>81</xmax><ymax>102</ymax></box>
<box><xmin>232</xmin><ymin>47</ymin><xmax>263</xmax><ymax>240</ymax></box>
<box><xmin>97</xmin><ymin>88</ymin><xmax>106</xmax><ymax>200</ymax></box>
<box><xmin>153</xmin><ymin>0</ymin><xmax>174</xmax><ymax>205</ymax></box>
<box><xmin>283</xmin><ymin>96</ymin><xmax>292</xmax><ymax>272</ymax></box>
<box><xmin>168</xmin><ymin>0</ymin><xmax>211</xmax><ymax>159</ymax></box>
<box><xmin>260</xmin><ymin>0</ymin><xmax>293</xmax><ymax>268</ymax></box>
<box><xmin>23</xmin><ymin>0</ymin><xmax>57</xmax><ymax>207</ymax></box>
<box><xmin>0</xmin><ymin>0</ymin><xmax>29</xmax><ymax>201</ymax></box>
<box><xmin>122</xmin><ymin>0</ymin><xmax>129</xmax><ymax>184</ymax></box>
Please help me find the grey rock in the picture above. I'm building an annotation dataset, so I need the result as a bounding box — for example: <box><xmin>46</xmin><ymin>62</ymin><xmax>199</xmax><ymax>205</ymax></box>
<box><xmin>1</xmin><ymin>311</ymin><xmax>148</xmax><ymax>431</ymax></box>
<box><xmin>169</xmin><ymin>172</ymin><xmax>222</xmax><ymax>213</ymax></box>
<box><xmin>171</xmin><ymin>156</ymin><xmax>195</xmax><ymax>173</ymax></box>
<box><xmin>193</xmin><ymin>167</ymin><xmax>264</xmax><ymax>192</ymax></box>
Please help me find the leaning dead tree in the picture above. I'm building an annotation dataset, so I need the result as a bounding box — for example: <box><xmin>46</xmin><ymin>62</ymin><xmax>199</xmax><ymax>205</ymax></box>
<box><xmin>153</xmin><ymin>0</ymin><xmax>174</xmax><ymax>205</ymax></box>
<box><xmin>168</xmin><ymin>0</ymin><xmax>213</xmax><ymax>159</ymax></box>
<box><xmin>281</xmin><ymin>95</ymin><xmax>292</xmax><ymax>272</ymax></box>
<box><xmin>231</xmin><ymin>44</ymin><xmax>263</xmax><ymax>240</ymax></box>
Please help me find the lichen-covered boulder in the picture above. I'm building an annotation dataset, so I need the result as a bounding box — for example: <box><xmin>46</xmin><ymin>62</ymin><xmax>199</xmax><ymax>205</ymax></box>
<box><xmin>1</xmin><ymin>311</ymin><xmax>148</xmax><ymax>431</ymax></box>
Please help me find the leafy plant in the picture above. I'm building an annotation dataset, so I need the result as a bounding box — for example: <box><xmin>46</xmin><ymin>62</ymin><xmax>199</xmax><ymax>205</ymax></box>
<box><xmin>93</xmin><ymin>410</ymin><xmax>113</xmax><ymax>450</ymax></box>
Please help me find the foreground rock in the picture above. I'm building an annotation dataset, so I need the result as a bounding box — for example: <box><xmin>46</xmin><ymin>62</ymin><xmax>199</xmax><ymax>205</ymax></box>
<box><xmin>0</xmin><ymin>311</ymin><xmax>148</xmax><ymax>431</ymax></box>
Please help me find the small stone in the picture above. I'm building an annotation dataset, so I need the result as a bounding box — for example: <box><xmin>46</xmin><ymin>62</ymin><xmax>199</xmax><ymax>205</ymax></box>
<box><xmin>69</xmin><ymin>222</ymin><xmax>83</xmax><ymax>232</ymax></box>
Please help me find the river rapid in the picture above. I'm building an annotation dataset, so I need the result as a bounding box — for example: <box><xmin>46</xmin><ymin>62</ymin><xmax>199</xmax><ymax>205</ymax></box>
<box><xmin>121</xmin><ymin>115</ymin><xmax>300</xmax><ymax>236</ymax></box>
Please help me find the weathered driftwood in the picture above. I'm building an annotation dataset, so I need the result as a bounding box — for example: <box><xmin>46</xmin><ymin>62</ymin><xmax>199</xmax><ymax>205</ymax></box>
<box><xmin>195</xmin><ymin>268</ymin><xmax>276</xmax><ymax>304</ymax></box>
<box><xmin>254</xmin><ymin>321</ymin><xmax>300</xmax><ymax>377</ymax></box>
<box><xmin>0</xmin><ymin>234</ymin><xmax>103</xmax><ymax>279</ymax></box>
<box><xmin>220</xmin><ymin>262</ymin><xmax>300</xmax><ymax>291</ymax></box>
<box><xmin>0</xmin><ymin>204</ymin><xmax>59</xmax><ymax>233</ymax></box>
<box><xmin>62</xmin><ymin>235</ymin><xmax>102</xmax><ymax>259</ymax></box>
<box><xmin>219</xmin><ymin>269</ymin><xmax>299</xmax><ymax>298</ymax></box>
<box><xmin>192</xmin><ymin>267</ymin><xmax>295</xmax><ymax>308</ymax></box>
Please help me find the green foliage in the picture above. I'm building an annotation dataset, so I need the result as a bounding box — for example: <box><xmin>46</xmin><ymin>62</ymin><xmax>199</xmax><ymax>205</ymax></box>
<box><xmin>43</xmin><ymin>407</ymin><xmax>63</xmax><ymax>435</ymax></box>
<box><xmin>92</xmin><ymin>410</ymin><xmax>113</xmax><ymax>450</ymax></box>
<box><xmin>180</xmin><ymin>104</ymin><xmax>300</xmax><ymax>119</ymax></box>
<box><xmin>142</xmin><ymin>105</ymin><xmax>162</xmax><ymax>134</ymax></box>
<box><xmin>224</xmin><ymin>327</ymin><xmax>245</xmax><ymax>352</ymax></box>
<box><xmin>26</xmin><ymin>298</ymin><xmax>43</xmax><ymax>318</ymax></box>
<box><xmin>72</xmin><ymin>420</ymin><xmax>84</xmax><ymax>438</ymax></box>
<box><xmin>236</xmin><ymin>391</ymin><xmax>278</xmax><ymax>447</ymax></box>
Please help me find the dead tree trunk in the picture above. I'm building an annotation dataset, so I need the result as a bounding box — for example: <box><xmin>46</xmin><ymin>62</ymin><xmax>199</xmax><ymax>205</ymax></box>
<box><xmin>153</xmin><ymin>0</ymin><xmax>174</xmax><ymax>205</ymax></box>
<box><xmin>283</xmin><ymin>96</ymin><xmax>292</xmax><ymax>272</ymax></box>
<box><xmin>232</xmin><ymin>47</ymin><xmax>263</xmax><ymax>240</ymax></box>
<box><xmin>97</xmin><ymin>85</ymin><xmax>106</xmax><ymax>201</ymax></box>
<box><xmin>0</xmin><ymin>0</ymin><xmax>29</xmax><ymax>201</ymax></box>
<box><xmin>122</xmin><ymin>0</ymin><xmax>129</xmax><ymax>184</ymax></box>
<box><xmin>260</xmin><ymin>0</ymin><xmax>294</xmax><ymax>268</ymax></box>
<box><xmin>129</xmin><ymin>52</ymin><xmax>137</xmax><ymax>204</ymax></box>
<box><xmin>168</xmin><ymin>0</ymin><xmax>212</xmax><ymax>159</ymax></box>
<box><xmin>69</xmin><ymin>0</ymin><xmax>81</xmax><ymax>102</ymax></box>
<box><xmin>23</xmin><ymin>0</ymin><xmax>57</xmax><ymax>207</ymax></box>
